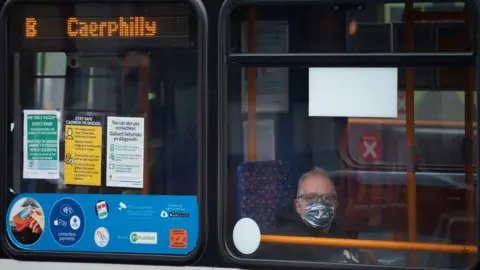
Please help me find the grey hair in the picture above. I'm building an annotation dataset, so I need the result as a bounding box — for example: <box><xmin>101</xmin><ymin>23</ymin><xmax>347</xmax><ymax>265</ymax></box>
<box><xmin>296</xmin><ymin>167</ymin><xmax>336</xmax><ymax>197</ymax></box>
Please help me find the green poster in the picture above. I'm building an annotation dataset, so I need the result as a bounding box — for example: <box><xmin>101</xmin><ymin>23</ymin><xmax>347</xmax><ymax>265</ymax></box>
<box><xmin>23</xmin><ymin>110</ymin><xmax>61</xmax><ymax>179</ymax></box>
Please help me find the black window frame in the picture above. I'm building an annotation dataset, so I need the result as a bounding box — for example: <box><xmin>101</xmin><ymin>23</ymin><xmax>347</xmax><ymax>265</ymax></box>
<box><xmin>0</xmin><ymin>0</ymin><xmax>208</xmax><ymax>265</ymax></box>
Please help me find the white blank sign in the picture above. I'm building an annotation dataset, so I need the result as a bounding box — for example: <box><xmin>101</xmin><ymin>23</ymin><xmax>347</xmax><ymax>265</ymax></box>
<box><xmin>308</xmin><ymin>68</ymin><xmax>398</xmax><ymax>118</ymax></box>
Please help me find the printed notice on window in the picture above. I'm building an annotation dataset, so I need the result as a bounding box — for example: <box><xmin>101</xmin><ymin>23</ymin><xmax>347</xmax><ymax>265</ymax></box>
<box><xmin>23</xmin><ymin>110</ymin><xmax>61</xmax><ymax>179</ymax></box>
<box><xmin>64</xmin><ymin>114</ymin><xmax>103</xmax><ymax>186</ymax></box>
<box><xmin>106</xmin><ymin>116</ymin><xmax>145</xmax><ymax>188</ymax></box>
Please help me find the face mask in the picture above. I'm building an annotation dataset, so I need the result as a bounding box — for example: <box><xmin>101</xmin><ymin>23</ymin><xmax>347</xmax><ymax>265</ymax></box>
<box><xmin>303</xmin><ymin>201</ymin><xmax>335</xmax><ymax>229</ymax></box>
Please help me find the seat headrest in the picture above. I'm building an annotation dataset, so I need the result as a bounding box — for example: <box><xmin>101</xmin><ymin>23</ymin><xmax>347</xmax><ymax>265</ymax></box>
<box><xmin>237</xmin><ymin>160</ymin><xmax>294</xmax><ymax>231</ymax></box>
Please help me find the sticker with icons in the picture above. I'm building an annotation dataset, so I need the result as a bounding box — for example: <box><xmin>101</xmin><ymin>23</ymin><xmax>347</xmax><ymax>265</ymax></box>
<box><xmin>6</xmin><ymin>193</ymin><xmax>198</xmax><ymax>255</ymax></box>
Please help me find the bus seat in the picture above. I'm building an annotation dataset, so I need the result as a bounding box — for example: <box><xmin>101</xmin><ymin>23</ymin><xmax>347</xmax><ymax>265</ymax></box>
<box><xmin>329</xmin><ymin>169</ymin><xmax>456</xmax><ymax>268</ymax></box>
<box><xmin>237</xmin><ymin>160</ymin><xmax>293</xmax><ymax>232</ymax></box>
<box><xmin>425</xmin><ymin>212</ymin><xmax>473</xmax><ymax>268</ymax></box>
<box><xmin>356</xmin><ymin>231</ymin><xmax>406</xmax><ymax>266</ymax></box>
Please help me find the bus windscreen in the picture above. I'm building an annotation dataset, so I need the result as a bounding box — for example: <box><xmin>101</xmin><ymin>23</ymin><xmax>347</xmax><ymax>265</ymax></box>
<box><xmin>3</xmin><ymin>0</ymin><xmax>204</xmax><ymax>261</ymax></box>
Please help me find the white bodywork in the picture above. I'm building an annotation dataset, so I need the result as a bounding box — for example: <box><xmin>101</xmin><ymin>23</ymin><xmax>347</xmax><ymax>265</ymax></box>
<box><xmin>0</xmin><ymin>259</ymin><xmax>239</xmax><ymax>270</ymax></box>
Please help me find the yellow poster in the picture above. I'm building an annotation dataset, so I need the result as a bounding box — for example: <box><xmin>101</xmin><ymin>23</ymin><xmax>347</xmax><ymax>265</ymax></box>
<box><xmin>64</xmin><ymin>115</ymin><xmax>103</xmax><ymax>186</ymax></box>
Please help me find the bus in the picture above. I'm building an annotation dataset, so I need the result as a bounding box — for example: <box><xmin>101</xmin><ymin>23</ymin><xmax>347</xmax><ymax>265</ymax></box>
<box><xmin>0</xmin><ymin>0</ymin><xmax>478</xmax><ymax>269</ymax></box>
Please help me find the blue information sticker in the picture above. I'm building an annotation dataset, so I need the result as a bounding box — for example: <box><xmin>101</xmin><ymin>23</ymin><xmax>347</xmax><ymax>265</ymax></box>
<box><xmin>49</xmin><ymin>198</ymin><xmax>85</xmax><ymax>247</ymax></box>
<box><xmin>6</xmin><ymin>194</ymin><xmax>199</xmax><ymax>255</ymax></box>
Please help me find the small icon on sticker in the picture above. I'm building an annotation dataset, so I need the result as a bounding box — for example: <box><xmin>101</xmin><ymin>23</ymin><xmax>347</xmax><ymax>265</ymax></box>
<box><xmin>65</xmin><ymin>153</ymin><xmax>74</xmax><ymax>165</ymax></box>
<box><xmin>118</xmin><ymin>202</ymin><xmax>127</xmax><ymax>211</ymax></box>
<box><xmin>95</xmin><ymin>200</ymin><xmax>109</xmax><ymax>220</ymax></box>
<box><xmin>60</xmin><ymin>204</ymin><xmax>74</xmax><ymax>216</ymax></box>
<box><xmin>70</xmin><ymin>215</ymin><xmax>81</xmax><ymax>230</ymax></box>
<box><xmin>94</xmin><ymin>227</ymin><xmax>110</xmax><ymax>247</ymax></box>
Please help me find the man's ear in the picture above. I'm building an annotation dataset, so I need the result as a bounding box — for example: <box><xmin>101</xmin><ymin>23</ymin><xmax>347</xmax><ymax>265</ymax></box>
<box><xmin>333</xmin><ymin>200</ymin><xmax>339</xmax><ymax>212</ymax></box>
<box><xmin>294</xmin><ymin>199</ymin><xmax>302</xmax><ymax>212</ymax></box>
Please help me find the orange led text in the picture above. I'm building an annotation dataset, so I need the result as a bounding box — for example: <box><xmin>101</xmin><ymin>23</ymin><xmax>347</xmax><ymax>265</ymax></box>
<box><xmin>67</xmin><ymin>17</ymin><xmax>157</xmax><ymax>37</ymax></box>
<box><xmin>25</xmin><ymin>17</ymin><xmax>37</xmax><ymax>38</ymax></box>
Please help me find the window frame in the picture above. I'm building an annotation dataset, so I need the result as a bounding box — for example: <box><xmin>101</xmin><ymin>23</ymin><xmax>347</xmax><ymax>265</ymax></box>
<box><xmin>217</xmin><ymin>0</ymin><xmax>480</xmax><ymax>268</ymax></box>
<box><xmin>0</xmin><ymin>0</ymin><xmax>208</xmax><ymax>264</ymax></box>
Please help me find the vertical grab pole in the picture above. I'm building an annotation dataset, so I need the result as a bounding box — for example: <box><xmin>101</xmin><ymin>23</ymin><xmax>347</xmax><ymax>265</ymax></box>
<box><xmin>404</xmin><ymin>1</ymin><xmax>418</xmax><ymax>266</ymax></box>
<box><xmin>140</xmin><ymin>57</ymin><xmax>150</xmax><ymax>194</ymax></box>
<box><xmin>466</xmin><ymin>62</ymin><xmax>475</xmax><ymax>264</ymax></box>
<box><xmin>465</xmin><ymin>12</ymin><xmax>475</xmax><ymax>262</ymax></box>
<box><xmin>247</xmin><ymin>8</ymin><xmax>257</xmax><ymax>161</ymax></box>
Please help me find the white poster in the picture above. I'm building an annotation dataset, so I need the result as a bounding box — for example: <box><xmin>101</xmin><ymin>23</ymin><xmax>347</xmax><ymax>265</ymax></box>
<box><xmin>308</xmin><ymin>68</ymin><xmax>398</xmax><ymax>118</ymax></box>
<box><xmin>243</xmin><ymin>119</ymin><xmax>276</xmax><ymax>161</ymax></box>
<box><xmin>106</xmin><ymin>116</ymin><xmax>145</xmax><ymax>188</ymax></box>
<box><xmin>23</xmin><ymin>110</ymin><xmax>61</xmax><ymax>179</ymax></box>
<box><xmin>241</xmin><ymin>21</ymin><xmax>289</xmax><ymax>113</ymax></box>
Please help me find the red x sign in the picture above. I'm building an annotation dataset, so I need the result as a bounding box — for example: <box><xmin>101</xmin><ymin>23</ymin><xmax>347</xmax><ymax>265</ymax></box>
<box><xmin>358</xmin><ymin>132</ymin><xmax>382</xmax><ymax>163</ymax></box>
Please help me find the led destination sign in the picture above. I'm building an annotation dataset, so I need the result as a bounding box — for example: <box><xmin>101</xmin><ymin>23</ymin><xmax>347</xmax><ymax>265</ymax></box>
<box><xmin>24</xmin><ymin>16</ymin><xmax>189</xmax><ymax>39</ymax></box>
<box><xmin>67</xmin><ymin>17</ymin><xmax>156</xmax><ymax>37</ymax></box>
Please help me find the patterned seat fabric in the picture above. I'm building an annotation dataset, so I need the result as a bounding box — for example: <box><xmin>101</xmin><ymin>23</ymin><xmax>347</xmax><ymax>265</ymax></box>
<box><xmin>237</xmin><ymin>160</ymin><xmax>293</xmax><ymax>232</ymax></box>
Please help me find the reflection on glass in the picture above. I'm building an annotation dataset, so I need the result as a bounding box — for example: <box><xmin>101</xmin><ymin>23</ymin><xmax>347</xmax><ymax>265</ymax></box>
<box><xmin>13</xmin><ymin>49</ymin><xmax>198</xmax><ymax>196</ymax></box>
<box><xmin>224</xmin><ymin>1</ymin><xmax>476</xmax><ymax>268</ymax></box>
<box><xmin>228</xmin><ymin>66</ymin><xmax>476</xmax><ymax>267</ymax></box>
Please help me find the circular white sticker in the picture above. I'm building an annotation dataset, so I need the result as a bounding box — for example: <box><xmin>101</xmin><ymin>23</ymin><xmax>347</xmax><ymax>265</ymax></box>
<box><xmin>94</xmin><ymin>227</ymin><xmax>110</xmax><ymax>248</ymax></box>
<box><xmin>232</xmin><ymin>218</ymin><xmax>261</xmax><ymax>255</ymax></box>
<box><xmin>70</xmin><ymin>215</ymin><xmax>81</xmax><ymax>230</ymax></box>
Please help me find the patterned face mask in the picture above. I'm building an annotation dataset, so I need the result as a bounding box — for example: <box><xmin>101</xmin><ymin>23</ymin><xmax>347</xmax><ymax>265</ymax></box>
<box><xmin>303</xmin><ymin>201</ymin><xmax>335</xmax><ymax>229</ymax></box>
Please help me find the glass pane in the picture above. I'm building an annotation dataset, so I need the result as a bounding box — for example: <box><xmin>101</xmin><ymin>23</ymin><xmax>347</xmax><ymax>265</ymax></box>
<box><xmin>229</xmin><ymin>1</ymin><xmax>471</xmax><ymax>54</ymax></box>
<box><xmin>15</xmin><ymin>50</ymin><xmax>198</xmax><ymax>195</ymax></box>
<box><xmin>346</xmin><ymin>86</ymin><xmax>477</xmax><ymax>169</ymax></box>
<box><xmin>34</xmin><ymin>77</ymin><xmax>65</xmax><ymax>110</ymax></box>
<box><xmin>6</xmin><ymin>2</ymin><xmax>201</xmax><ymax>257</ymax></box>
<box><xmin>226</xmin><ymin>65</ymin><xmax>476</xmax><ymax>268</ymax></box>
<box><xmin>36</xmin><ymin>52</ymin><xmax>67</xmax><ymax>76</ymax></box>
<box><xmin>223</xmin><ymin>1</ymin><xmax>476</xmax><ymax>268</ymax></box>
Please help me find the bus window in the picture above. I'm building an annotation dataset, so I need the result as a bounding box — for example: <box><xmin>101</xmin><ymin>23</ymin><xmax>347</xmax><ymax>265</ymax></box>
<box><xmin>344</xmin><ymin>2</ymin><xmax>476</xmax><ymax>170</ymax></box>
<box><xmin>2</xmin><ymin>0</ymin><xmax>207</xmax><ymax>264</ymax></box>
<box><xmin>218</xmin><ymin>0</ymin><xmax>477</xmax><ymax>269</ymax></box>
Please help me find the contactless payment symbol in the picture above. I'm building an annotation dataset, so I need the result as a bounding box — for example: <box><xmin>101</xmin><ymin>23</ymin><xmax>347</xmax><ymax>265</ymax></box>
<box><xmin>50</xmin><ymin>198</ymin><xmax>85</xmax><ymax>247</ymax></box>
<box><xmin>60</xmin><ymin>204</ymin><xmax>74</xmax><ymax>216</ymax></box>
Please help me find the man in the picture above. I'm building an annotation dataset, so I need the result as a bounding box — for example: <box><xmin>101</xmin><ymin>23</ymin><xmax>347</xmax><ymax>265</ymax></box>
<box><xmin>255</xmin><ymin>167</ymin><xmax>377</xmax><ymax>264</ymax></box>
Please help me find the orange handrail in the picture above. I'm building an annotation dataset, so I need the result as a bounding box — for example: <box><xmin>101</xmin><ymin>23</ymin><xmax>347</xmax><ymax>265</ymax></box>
<box><xmin>261</xmin><ymin>235</ymin><xmax>477</xmax><ymax>254</ymax></box>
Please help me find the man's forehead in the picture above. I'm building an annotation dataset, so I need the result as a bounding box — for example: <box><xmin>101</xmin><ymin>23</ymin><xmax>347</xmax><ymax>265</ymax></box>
<box><xmin>301</xmin><ymin>175</ymin><xmax>335</xmax><ymax>193</ymax></box>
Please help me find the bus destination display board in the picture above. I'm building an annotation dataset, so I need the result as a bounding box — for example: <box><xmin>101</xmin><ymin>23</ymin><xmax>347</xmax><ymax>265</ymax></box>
<box><xmin>10</xmin><ymin>3</ymin><xmax>193</xmax><ymax>51</ymax></box>
<box><xmin>24</xmin><ymin>16</ymin><xmax>188</xmax><ymax>39</ymax></box>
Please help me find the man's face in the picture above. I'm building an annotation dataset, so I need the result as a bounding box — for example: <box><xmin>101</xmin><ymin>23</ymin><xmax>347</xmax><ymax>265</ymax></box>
<box><xmin>295</xmin><ymin>176</ymin><xmax>337</xmax><ymax>218</ymax></box>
